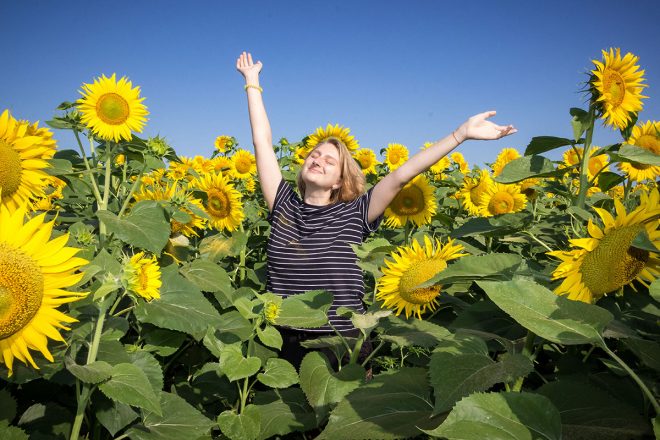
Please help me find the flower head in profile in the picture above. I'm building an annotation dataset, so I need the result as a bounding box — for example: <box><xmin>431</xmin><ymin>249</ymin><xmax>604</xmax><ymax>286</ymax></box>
<box><xmin>618</xmin><ymin>120</ymin><xmax>660</xmax><ymax>182</ymax></box>
<box><xmin>591</xmin><ymin>48</ymin><xmax>647</xmax><ymax>130</ymax></box>
<box><xmin>77</xmin><ymin>73</ymin><xmax>148</xmax><ymax>142</ymax></box>
<box><xmin>457</xmin><ymin>170</ymin><xmax>493</xmax><ymax>216</ymax></box>
<box><xmin>491</xmin><ymin>148</ymin><xmax>521</xmax><ymax>177</ymax></box>
<box><xmin>377</xmin><ymin>236</ymin><xmax>467</xmax><ymax>319</ymax></box>
<box><xmin>306</xmin><ymin>123</ymin><xmax>359</xmax><ymax>151</ymax></box>
<box><xmin>123</xmin><ymin>252</ymin><xmax>162</xmax><ymax>301</ymax></box>
<box><xmin>450</xmin><ymin>152</ymin><xmax>469</xmax><ymax>174</ymax></box>
<box><xmin>214</xmin><ymin>135</ymin><xmax>235</xmax><ymax>153</ymax></box>
<box><xmin>548</xmin><ymin>188</ymin><xmax>660</xmax><ymax>303</ymax></box>
<box><xmin>0</xmin><ymin>204</ymin><xmax>88</xmax><ymax>376</ymax></box>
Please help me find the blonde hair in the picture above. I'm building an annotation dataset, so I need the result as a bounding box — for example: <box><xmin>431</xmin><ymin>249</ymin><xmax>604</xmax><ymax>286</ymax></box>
<box><xmin>297</xmin><ymin>137</ymin><xmax>365</xmax><ymax>203</ymax></box>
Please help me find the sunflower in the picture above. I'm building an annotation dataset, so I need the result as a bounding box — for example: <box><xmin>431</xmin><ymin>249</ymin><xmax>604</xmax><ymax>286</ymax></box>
<box><xmin>77</xmin><ymin>73</ymin><xmax>148</xmax><ymax>142</ymax></box>
<box><xmin>192</xmin><ymin>173</ymin><xmax>245</xmax><ymax>232</ymax></box>
<box><xmin>305</xmin><ymin>123</ymin><xmax>359</xmax><ymax>151</ymax></box>
<box><xmin>591</xmin><ymin>48</ymin><xmax>647</xmax><ymax>130</ymax></box>
<box><xmin>376</xmin><ymin>236</ymin><xmax>467</xmax><ymax>319</ymax></box>
<box><xmin>608</xmin><ymin>185</ymin><xmax>625</xmax><ymax>200</ymax></box>
<box><xmin>548</xmin><ymin>188</ymin><xmax>660</xmax><ymax>303</ymax></box>
<box><xmin>458</xmin><ymin>170</ymin><xmax>493</xmax><ymax>216</ymax></box>
<box><xmin>562</xmin><ymin>146</ymin><xmax>610</xmax><ymax>180</ymax></box>
<box><xmin>0</xmin><ymin>110</ymin><xmax>57</xmax><ymax>211</ymax></box>
<box><xmin>210</xmin><ymin>155</ymin><xmax>234</xmax><ymax>175</ymax></box>
<box><xmin>0</xmin><ymin>204</ymin><xmax>88</xmax><ymax>376</ymax></box>
<box><xmin>450</xmin><ymin>152</ymin><xmax>469</xmax><ymax>174</ymax></box>
<box><xmin>244</xmin><ymin>176</ymin><xmax>257</xmax><ymax>194</ymax></box>
<box><xmin>478</xmin><ymin>181</ymin><xmax>527</xmax><ymax>217</ymax></box>
<box><xmin>384</xmin><ymin>175</ymin><xmax>436</xmax><ymax>228</ymax></box>
<box><xmin>354</xmin><ymin>148</ymin><xmax>379</xmax><ymax>175</ymax></box>
<box><xmin>618</xmin><ymin>120</ymin><xmax>660</xmax><ymax>182</ymax></box>
<box><xmin>123</xmin><ymin>252</ymin><xmax>162</xmax><ymax>301</ymax></box>
<box><xmin>294</xmin><ymin>145</ymin><xmax>312</xmax><ymax>165</ymax></box>
<box><xmin>133</xmin><ymin>182</ymin><xmax>207</xmax><ymax>237</ymax></box>
<box><xmin>384</xmin><ymin>143</ymin><xmax>409</xmax><ymax>170</ymax></box>
<box><xmin>422</xmin><ymin>142</ymin><xmax>451</xmax><ymax>176</ymax></box>
<box><xmin>491</xmin><ymin>148</ymin><xmax>521</xmax><ymax>177</ymax></box>
<box><xmin>214</xmin><ymin>135</ymin><xmax>234</xmax><ymax>153</ymax></box>
<box><xmin>114</xmin><ymin>154</ymin><xmax>126</xmax><ymax>167</ymax></box>
<box><xmin>231</xmin><ymin>149</ymin><xmax>257</xmax><ymax>179</ymax></box>
<box><xmin>191</xmin><ymin>156</ymin><xmax>215</xmax><ymax>177</ymax></box>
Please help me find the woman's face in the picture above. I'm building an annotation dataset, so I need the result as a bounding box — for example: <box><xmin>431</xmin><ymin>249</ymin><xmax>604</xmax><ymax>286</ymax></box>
<box><xmin>302</xmin><ymin>142</ymin><xmax>342</xmax><ymax>190</ymax></box>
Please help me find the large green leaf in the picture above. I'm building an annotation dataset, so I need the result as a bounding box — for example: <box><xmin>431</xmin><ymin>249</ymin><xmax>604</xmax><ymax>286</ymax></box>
<box><xmin>96</xmin><ymin>201</ymin><xmax>170</xmax><ymax>254</ymax></box>
<box><xmin>126</xmin><ymin>392</ymin><xmax>214</xmax><ymax>440</ymax></box>
<box><xmin>180</xmin><ymin>258</ymin><xmax>233</xmax><ymax>293</ymax></box>
<box><xmin>134</xmin><ymin>265</ymin><xmax>222</xmax><ymax>340</ymax></box>
<box><xmin>615</xmin><ymin>144</ymin><xmax>660</xmax><ymax>166</ymax></box>
<box><xmin>94</xmin><ymin>393</ymin><xmax>139</xmax><ymax>437</ymax></box>
<box><xmin>0</xmin><ymin>421</ymin><xmax>28</xmax><ymax>440</ymax></box>
<box><xmin>219</xmin><ymin>343</ymin><xmax>262</xmax><ymax>382</ymax></box>
<box><xmin>478</xmin><ymin>278</ymin><xmax>613</xmax><ymax>345</ymax></box>
<box><xmin>319</xmin><ymin>367</ymin><xmax>435</xmax><ymax>439</ymax></box>
<box><xmin>0</xmin><ymin>389</ymin><xmax>16</xmax><ymax>422</ymax></box>
<box><xmin>65</xmin><ymin>358</ymin><xmax>113</xmax><ymax>384</ymax></box>
<box><xmin>418</xmin><ymin>253</ymin><xmax>522</xmax><ymax>288</ymax></box>
<box><xmin>378</xmin><ymin>314</ymin><xmax>452</xmax><ymax>347</ymax></box>
<box><xmin>623</xmin><ymin>338</ymin><xmax>660</xmax><ymax>372</ymax></box>
<box><xmin>98</xmin><ymin>363</ymin><xmax>161</xmax><ymax>416</ymax></box>
<box><xmin>538</xmin><ymin>378</ymin><xmax>651</xmax><ymax>439</ymax></box>
<box><xmin>217</xmin><ymin>405</ymin><xmax>260</xmax><ymax>440</ymax></box>
<box><xmin>128</xmin><ymin>351</ymin><xmax>164</xmax><ymax>392</ymax></box>
<box><xmin>256</xmin><ymin>325</ymin><xmax>282</xmax><ymax>350</ymax></box>
<box><xmin>200</xmin><ymin>230</ymin><xmax>248</xmax><ymax>260</ymax></box>
<box><xmin>141</xmin><ymin>328</ymin><xmax>187</xmax><ymax>357</ymax></box>
<box><xmin>430</xmin><ymin>352</ymin><xmax>533</xmax><ymax>414</ymax></box>
<box><xmin>257</xmin><ymin>358</ymin><xmax>299</xmax><ymax>388</ymax></box>
<box><xmin>494</xmin><ymin>155</ymin><xmax>558</xmax><ymax>183</ymax></box>
<box><xmin>275</xmin><ymin>290</ymin><xmax>333</xmax><ymax>328</ymax></box>
<box><xmin>252</xmin><ymin>389</ymin><xmax>317</xmax><ymax>440</ymax></box>
<box><xmin>427</xmin><ymin>392</ymin><xmax>561</xmax><ymax>439</ymax></box>
<box><xmin>299</xmin><ymin>351</ymin><xmax>365</xmax><ymax>422</ymax></box>
<box><xmin>525</xmin><ymin>136</ymin><xmax>575</xmax><ymax>155</ymax></box>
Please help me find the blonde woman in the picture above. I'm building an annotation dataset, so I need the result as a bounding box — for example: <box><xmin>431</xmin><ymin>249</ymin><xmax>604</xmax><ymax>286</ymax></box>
<box><xmin>236</xmin><ymin>51</ymin><xmax>516</xmax><ymax>368</ymax></box>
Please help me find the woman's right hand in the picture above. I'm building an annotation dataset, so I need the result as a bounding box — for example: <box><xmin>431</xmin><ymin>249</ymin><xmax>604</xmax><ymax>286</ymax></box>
<box><xmin>236</xmin><ymin>51</ymin><xmax>262</xmax><ymax>81</ymax></box>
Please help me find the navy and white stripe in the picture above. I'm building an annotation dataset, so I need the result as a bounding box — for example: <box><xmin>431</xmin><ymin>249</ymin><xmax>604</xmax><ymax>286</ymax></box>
<box><xmin>266</xmin><ymin>179</ymin><xmax>382</xmax><ymax>332</ymax></box>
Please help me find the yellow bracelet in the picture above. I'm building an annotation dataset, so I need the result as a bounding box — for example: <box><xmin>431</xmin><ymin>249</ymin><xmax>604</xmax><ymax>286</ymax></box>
<box><xmin>244</xmin><ymin>84</ymin><xmax>263</xmax><ymax>93</ymax></box>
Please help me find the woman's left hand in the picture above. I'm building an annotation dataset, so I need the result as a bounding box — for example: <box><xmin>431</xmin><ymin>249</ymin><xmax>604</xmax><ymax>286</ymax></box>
<box><xmin>454</xmin><ymin>110</ymin><xmax>517</xmax><ymax>142</ymax></box>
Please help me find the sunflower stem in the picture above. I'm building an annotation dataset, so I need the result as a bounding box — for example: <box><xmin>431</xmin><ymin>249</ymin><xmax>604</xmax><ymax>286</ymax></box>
<box><xmin>73</xmin><ymin>129</ymin><xmax>103</xmax><ymax>204</ymax></box>
<box><xmin>601</xmin><ymin>342</ymin><xmax>660</xmax><ymax>414</ymax></box>
<box><xmin>348</xmin><ymin>334</ymin><xmax>365</xmax><ymax>365</ymax></box>
<box><xmin>361</xmin><ymin>340</ymin><xmax>385</xmax><ymax>368</ymax></box>
<box><xmin>98</xmin><ymin>143</ymin><xmax>115</xmax><ymax>242</ymax></box>
<box><xmin>239</xmin><ymin>225</ymin><xmax>247</xmax><ymax>282</ymax></box>
<box><xmin>576</xmin><ymin>106</ymin><xmax>596</xmax><ymax>210</ymax></box>
<box><xmin>118</xmin><ymin>163</ymin><xmax>147</xmax><ymax>218</ymax></box>
<box><xmin>523</xmin><ymin>231</ymin><xmax>553</xmax><ymax>252</ymax></box>
<box><xmin>511</xmin><ymin>330</ymin><xmax>536</xmax><ymax>392</ymax></box>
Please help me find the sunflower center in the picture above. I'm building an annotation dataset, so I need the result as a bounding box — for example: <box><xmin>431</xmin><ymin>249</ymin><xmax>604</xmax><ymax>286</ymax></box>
<box><xmin>0</xmin><ymin>242</ymin><xmax>44</xmax><ymax>339</ymax></box>
<box><xmin>488</xmin><ymin>191</ymin><xmax>515</xmax><ymax>215</ymax></box>
<box><xmin>392</xmin><ymin>186</ymin><xmax>424</xmax><ymax>215</ymax></box>
<box><xmin>580</xmin><ymin>225</ymin><xmax>649</xmax><ymax>296</ymax></box>
<box><xmin>96</xmin><ymin>93</ymin><xmax>130</xmax><ymax>125</ymax></box>
<box><xmin>0</xmin><ymin>140</ymin><xmax>23</xmax><ymax>197</ymax></box>
<box><xmin>603</xmin><ymin>69</ymin><xmax>625</xmax><ymax>107</ymax></box>
<box><xmin>138</xmin><ymin>267</ymin><xmax>150</xmax><ymax>291</ymax></box>
<box><xmin>398</xmin><ymin>259</ymin><xmax>447</xmax><ymax>304</ymax></box>
<box><xmin>208</xmin><ymin>189</ymin><xmax>230</xmax><ymax>218</ymax></box>
<box><xmin>235</xmin><ymin>158</ymin><xmax>252</xmax><ymax>174</ymax></box>
<box><xmin>358</xmin><ymin>156</ymin><xmax>372</xmax><ymax>169</ymax></box>
<box><xmin>389</xmin><ymin>151</ymin><xmax>401</xmax><ymax>164</ymax></box>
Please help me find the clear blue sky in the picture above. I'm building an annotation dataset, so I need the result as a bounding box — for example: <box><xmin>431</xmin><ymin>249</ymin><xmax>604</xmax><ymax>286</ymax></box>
<box><xmin>2</xmin><ymin>0</ymin><xmax>659</xmax><ymax>166</ymax></box>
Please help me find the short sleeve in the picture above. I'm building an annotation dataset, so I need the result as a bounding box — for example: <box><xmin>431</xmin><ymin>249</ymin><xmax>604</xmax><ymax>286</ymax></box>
<box><xmin>358</xmin><ymin>186</ymin><xmax>383</xmax><ymax>236</ymax></box>
<box><xmin>266</xmin><ymin>179</ymin><xmax>295</xmax><ymax>223</ymax></box>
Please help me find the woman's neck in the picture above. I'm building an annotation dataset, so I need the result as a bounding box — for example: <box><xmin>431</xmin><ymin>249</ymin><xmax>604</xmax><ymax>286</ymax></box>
<box><xmin>303</xmin><ymin>188</ymin><xmax>333</xmax><ymax>206</ymax></box>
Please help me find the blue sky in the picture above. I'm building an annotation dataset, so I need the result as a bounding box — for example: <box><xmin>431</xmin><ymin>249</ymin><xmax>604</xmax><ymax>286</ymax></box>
<box><xmin>2</xmin><ymin>0</ymin><xmax>659</xmax><ymax>167</ymax></box>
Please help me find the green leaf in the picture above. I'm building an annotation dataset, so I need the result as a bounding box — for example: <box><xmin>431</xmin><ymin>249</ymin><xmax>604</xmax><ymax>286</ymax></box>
<box><xmin>538</xmin><ymin>378</ymin><xmax>651</xmax><ymax>439</ymax></box>
<box><xmin>426</xmin><ymin>392</ymin><xmax>561</xmax><ymax>440</ymax></box>
<box><xmin>94</xmin><ymin>393</ymin><xmax>139</xmax><ymax>437</ymax></box>
<box><xmin>650</xmin><ymin>278</ymin><xmax>660</xmax><ymax>302</ymax></box>
<box><xmin>126</xmin><ymin>392</ymin><xmax>214</xmax><ymax>440</ymax></box>
<box><xmin>494</xmin><ymin>155</ymin><xmax>558</xmax><ymax>184</ymax></box>
<box><xmin>616</xmin><ymin>144</ymin><xmax>660</xmax><ymax>166</ymax></box>
<box><xmin>478</xmin><ymin>278</ymin><xmax>613</xmax><ymax>345</ymax></box>
<box><xmin>349</xmin><ymin>309</ymin><xmax>392</xmax><ymax>334</ymax></box>
<box><xmin>256</xmin><ymin>325</ymin><xmax>283</xmax><ymax>350</ymax></box>
<box><xmin>46</xmin><ymin>158</ymin><xmax>74</xmax><ymax>175</ymax></box>
<box><xmin>597</xmin><ymin>171</ymin><xmax>626</xmax><ymax>192</ymax></box>
<box><xmin>418</xmin><ymin>253</ymin><xmax>522</xmax><ymax>288</ymax></box>
<box><xmin>252</xmin><ymin>389</ymin><xmax>317</xmax><ymax>440</ymax></box>
<box><xmin>217</xmin><ymin>405</ymin><xmax>261</xmax><ymax>440</ymax></box>
<box><xmin>219</xmin><ymin>344</ymin><xmax>262</xmax><ymax>382</ymax></box>
<box><xmin>0</xmin><ymin>389</ymin><xmax>16</xmax><ymax>422</ymax></box>
<box><xmin>379</xmin><ymin>314</ymin><xmax>452</xmax><ymax>347</ymax></box>
<box><xmin>275</xmin><ymin>290</ymin><xmax>333</xmax><ymax>328</ymax></box>
<box><xmin>65</xmin><ymin>359</ymin><xmax>113</xmax><ymax>384</ymax></box>
<box><xmin>257</xmin><ymin>358</ymin><xmax>299</xmax><ymax>388</ymax></box>
<box><xmin>98</xmin><ymin>363</ymin><xmax>162</xmax><ymax>416</ymax></box>
<box><xmin>632</xmin><ymin>230</ymin><xmax>660</xmax><ymax>253</ymax></box>
<box><xmin>319</xmin><ymin>367</ymin><xmax>435</xmax><ymax>440</ymax></box>
<box><xmin>142</xmin><ymin>328</ymin><xmax>187</xmax><ymax>356</ymax></box>
<box><xmin>430</xmin><ymin>352</ymin><xmax>533</xmax><ymax>414</ymax></box>
<box><xmin>570</xmin><ymin>107</ymin><xmax>591</xmax><ymax>142</ymax></box>
<box><xmin>129</xmin><ymin>351</ymin><xmax>164</xmax><ymax>392</ymax></box>
<box><xmin>215</xmin><ymin>310</ymin><xmax>254</xmax><ymax>343</ymax></box>
<box><xmin>623</xmin><ymin>338</ymin><xmax>660</xmax><ymax>372</ymax></box>
<box><xmin>200</xmin><ymin>230</ymin><xmax>248</xmax><ymax>260</ymax></box>
<box><xmin>525</xmin><ymin>136</ymin><xmax>575</xmax><ymax>155</ymax></box>
<box><xmin>180</xmin><ymin>258</ymin><xmax>233</xmax><ymax>293</ymax></box>
<box><xmin>96</xmin><ymin>201</ymin><xmax>170</xmax><ymax>254</ymax></box>
<box><xmin>0</xmin><ymin>421</ymin><xmax>28</xmax><ymax>440</ymax></box>
<box><xmin>299</xmin><ymin>351</ymin><xmax>365</xmax><ymax>422</ymax></box>
<box><xmin>134</xmin><ymin>265</ymin><xmax>222</xmax><ymax>340</ymax></box>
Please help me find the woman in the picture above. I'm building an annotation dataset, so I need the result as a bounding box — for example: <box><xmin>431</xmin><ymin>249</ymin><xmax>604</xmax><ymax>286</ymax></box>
<box><xmin>236</xmin><ymin>51</ymin><xmax>516</xmax><ymax>368</ymax></box>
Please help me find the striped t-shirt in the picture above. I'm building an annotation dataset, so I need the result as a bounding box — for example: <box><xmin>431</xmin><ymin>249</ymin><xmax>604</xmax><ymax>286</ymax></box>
<box><xmin>266</xmin><ymin>179</ymin><xmax>383</xmax><ymax>332</ymax></box>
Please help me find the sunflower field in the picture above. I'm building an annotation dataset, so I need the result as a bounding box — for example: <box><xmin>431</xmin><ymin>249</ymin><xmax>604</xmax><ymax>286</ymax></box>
<box><xmin>1</xmin><ymin>48</ymin><xmax>659</xmax><ymax>440</ymax></box>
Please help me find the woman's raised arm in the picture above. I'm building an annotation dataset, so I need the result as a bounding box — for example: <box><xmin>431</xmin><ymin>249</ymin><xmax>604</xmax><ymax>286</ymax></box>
<box><xmin>367</xmin><ymin>111</ymin><xmax>517</xmax><ymax>223</ymax></box>
<box><xmin>236</xmin><ymin>51</ymin><xmax>282</xmax><ymax>211</ymax></box>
